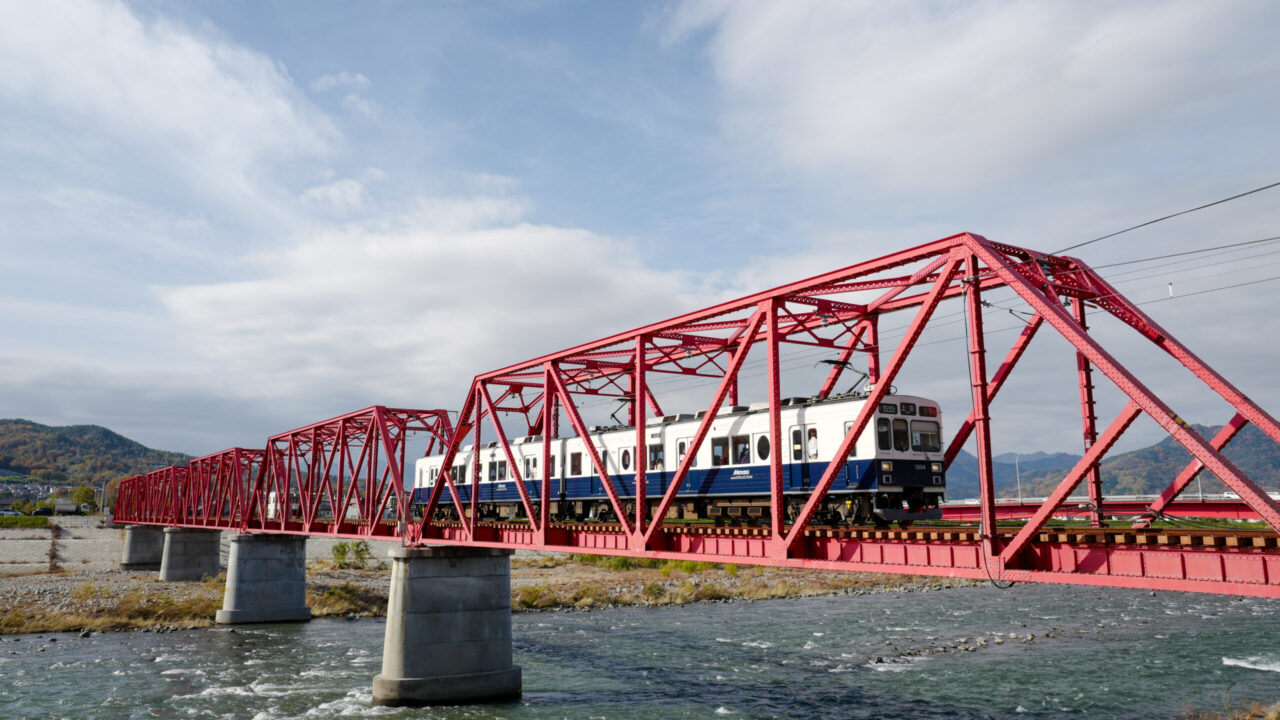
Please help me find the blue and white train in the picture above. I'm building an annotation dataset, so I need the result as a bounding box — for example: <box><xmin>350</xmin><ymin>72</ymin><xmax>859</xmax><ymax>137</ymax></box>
<box><xmin>412</xmin><ymin>393</ymin><xmax>946</xmax><ymax>526</ymax></box>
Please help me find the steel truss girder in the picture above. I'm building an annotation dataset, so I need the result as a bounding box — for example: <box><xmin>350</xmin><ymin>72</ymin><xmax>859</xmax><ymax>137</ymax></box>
<box><xmin>114</xmin><ymin>233</ymin><xmax>1280</xmax><ymax>597</ymax></box>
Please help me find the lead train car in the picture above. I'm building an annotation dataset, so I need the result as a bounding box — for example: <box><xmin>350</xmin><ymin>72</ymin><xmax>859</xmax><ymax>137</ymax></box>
<box><xmin>412</xmin><ymin>393</ymin><xmax>946</xmax><ymax>527</ymax></box>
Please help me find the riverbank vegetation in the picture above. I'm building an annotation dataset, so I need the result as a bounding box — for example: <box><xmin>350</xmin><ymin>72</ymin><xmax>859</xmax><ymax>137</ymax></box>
<box><xmin>1184</xmin><ymin>701</ymin><xmax>1280</xmax><ymax>720</ymax></box>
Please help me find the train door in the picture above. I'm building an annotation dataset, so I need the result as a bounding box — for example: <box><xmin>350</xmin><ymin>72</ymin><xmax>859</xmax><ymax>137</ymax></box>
<box><xmin>841</xmin><ymin>421</ymin><xmax>859</xmax><ymax>487</ymax></box>
<box><xmin>676</xmin><ymin>437</ymin><xmax>693</xmax><ymax>493</ymax></box>
<box><xmin>788</xmin><ymin>425</ymin><xmax>813</xmax><ymax>489</ymax></box>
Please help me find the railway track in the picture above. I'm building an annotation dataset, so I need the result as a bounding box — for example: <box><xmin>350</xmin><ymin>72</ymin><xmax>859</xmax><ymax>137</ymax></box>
<box><xmin>431</xmin><ymin>520</ymin><xmax>1280</xmax><ymax>549</ymax></box>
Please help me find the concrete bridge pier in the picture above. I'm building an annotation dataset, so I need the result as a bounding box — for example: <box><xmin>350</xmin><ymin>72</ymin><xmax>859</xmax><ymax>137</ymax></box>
<box><xmin>159</xmin><ymin>527</ymin><xmax>221</xmax><ymax>581</ymax></box>
<box><xmin>216</xmin><ymin>534</ymin><xmax>311</xmax><ymax>624</ymax></box>
<box><xmin>119</xmin><ymin>525</ymin><xmax>164</xmax><ymax>570</ymax></box>
<box><xmin>372</xmin><ymin>546</ymin><xmax>521</xmax><ymax>707</ymax></box>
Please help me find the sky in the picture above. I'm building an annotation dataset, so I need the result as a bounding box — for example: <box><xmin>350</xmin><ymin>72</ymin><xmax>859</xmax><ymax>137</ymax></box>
<box><xmin>3</xmin><ymin>0</ymin><xmax>1280</xmax><ymax>461</ymax></box>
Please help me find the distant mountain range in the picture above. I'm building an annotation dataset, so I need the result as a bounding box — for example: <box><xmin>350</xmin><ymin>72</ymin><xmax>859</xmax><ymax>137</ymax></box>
<box><xmin>0</xmin><ymin>418</ymin><xmax>190</xmax><ymax>486</ymax></box>
<box><xmin>947</xmin><ymin>424</ymin><xmax>1280</xmax><ymax>499</ymax></box>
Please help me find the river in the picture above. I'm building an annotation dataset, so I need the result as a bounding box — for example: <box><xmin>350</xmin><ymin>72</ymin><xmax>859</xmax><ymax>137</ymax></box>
<box><xmin>2</xmin><ymin>583</ymin><xmax>1278</xmax><ymax>719</ymax></box>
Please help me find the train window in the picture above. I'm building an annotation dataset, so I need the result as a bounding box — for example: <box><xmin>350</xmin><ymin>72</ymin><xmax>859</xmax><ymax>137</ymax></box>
<box><xmin>892</xmin><ymin>419</ymin><xmax>909</xmax><ymax>452</ymax></box>
<box><xmin>550</xmin><ymin>455</ymin><xmax>557</xmax><ymax>478</ymax></box>
<box><xmin>600</xmin><ymin>450</ymin><xmax>608</xmax><ymax>474</ymax></box>
<box><xmin>488</xmin><ymin>462</ymin><xmax>497</xmax><ymax>482</ymax></box>
<box><xmin>497</xmin><ymin>461</ymin><xmax>507</xmax><ymax>481</ymax></box>
<box><xmin>459</xmin><ymin>464</ymin><xmax>467</xmax><ymax>483</ymax></box>
<box><xmin>621</xmin><ymin>449</ymin><xmax>631</xmax><ymax>471</ymax></box>
<box><xmin>524</xmin><ymin>457</ymin><xmax>532</xmax><ymax>479</ymax></box>
<box><xmin>879</xmin><ymin>403</ymin><xmax>898</xmax><ymax>415</ymax></box>
<box><xmin>570</xmin><ymin>452</ymin><xmax>582</xmax><ymax>476</ymax></box>
<box><xmin>756</xmin><ymin>435</ymin><xmax>770</xmax><ymax>461</ymax></box>
<box><xmin>911</xmin><ymin>421</ymin><xmax>942</xmax><ymax>452</ymax></box>
<box><xmin>807</xmin><ymin>428</ymin><xmax>819</xmax><ymax>459</ymax></box>
<box><xmin>900</xmin><ymin>402</ymin><xmax>917</xmax><ymax>416</ymax></box>
<box><xmin>842</xmin><ymin>421</ymin><xmax>858</xmax><ymax>458</ymax></box>
<box><xmin>711</xmin><ymin>437</ymin><xmax>729</xmax><ymax>466</ymax></box>
<box><xmin>732</xmin><ymin>435</ymin><xmax>750</xmax><ymax>464</ymax></box>
<box><xmin>877</xmin><ymin>418</ymin><xmax>892</xmax><ymax>451</ymax></box>
<box><xmin>791</xmin><ymin>429</ymin><xmax>803</xmax><ymax>461</ymax></box>
<box><xmin>648</xmin><ymin>444</ymin><xmax>664</xmax><ymax>471</ymax></box>
<box><xmin>677</xmin><ymin>439</ymin><xmax>695</xmax><ymax>468</ymax></box>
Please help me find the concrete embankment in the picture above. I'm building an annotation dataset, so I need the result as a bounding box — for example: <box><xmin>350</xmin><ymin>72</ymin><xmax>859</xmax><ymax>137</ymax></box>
<box><xmin>0</xmin><ymin>517</ymin><xmax>350</xmax><ymax>575</ymax></box>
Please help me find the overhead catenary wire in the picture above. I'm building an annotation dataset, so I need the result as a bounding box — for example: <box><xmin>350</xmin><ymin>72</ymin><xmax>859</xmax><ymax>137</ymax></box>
<box><xmin>1089</xmin><ymin>234</ymin><xmax>1280</xmax><ymax>270</ymax></box>
<box><xmin>1054</xmin><ymin>180</ymin><xmax>1280</xmax><ymax>254</ymax></box>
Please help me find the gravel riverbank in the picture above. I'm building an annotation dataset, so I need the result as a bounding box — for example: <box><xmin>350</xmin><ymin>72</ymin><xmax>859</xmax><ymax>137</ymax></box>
<box><xmin>0</xmin><ymin>555</ymin><xmax>975</xmax><ymax>635</ymax></box>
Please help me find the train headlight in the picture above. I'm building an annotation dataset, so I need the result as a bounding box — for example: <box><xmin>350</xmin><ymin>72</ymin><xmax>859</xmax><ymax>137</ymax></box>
<box><xmin>880</xmin><ymin>461</ymin><xmax>893</xmax><ymax>472</ymax></box>
<box><xmin>931</xmin><ymin>462</ymin><xmax>943</xmax><ymax>473</ymax></box>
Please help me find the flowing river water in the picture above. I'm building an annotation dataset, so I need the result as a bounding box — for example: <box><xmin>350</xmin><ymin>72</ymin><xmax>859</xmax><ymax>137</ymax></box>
<box><xmin>2</xmin><ymin>583</ymin><xmax>1278</xmax><ymax>719</ymax></box>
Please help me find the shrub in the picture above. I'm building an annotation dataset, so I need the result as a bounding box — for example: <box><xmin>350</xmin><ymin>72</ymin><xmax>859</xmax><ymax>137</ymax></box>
<box><xmin>331</xmin><ymin>541</ymin><xmax>350</xmax><ymax>567</ymax></box>
<box><xmin>516</xmin><ymin>585</ymin><xmax>548</xmax><ymax>609</ymax></box>
<box><xmin>349</xmin><ymin>541</ymin><xmax>371</xmax><ymax>567</ymax></box>
<box><xmin>308</xmin><ymin>583</ymin><xmax>384</xmax><ymax>616</ymax></box>
<box><xmin>641</xmin><ymin>582</ymin><xmax>665</xmax><ymax>601</ymax></box>
<box><xmin>724</xmin><ymin>564</ymin><xmax>739</xmax><ymax>577</ymax></box>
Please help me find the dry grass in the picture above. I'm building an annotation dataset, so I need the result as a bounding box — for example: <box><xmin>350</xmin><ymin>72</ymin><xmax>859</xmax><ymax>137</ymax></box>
<box><xmin>307</xmin><ymin>583</ymin><xmax>384</xmax><ymax>617</ymax></box>
<box><xmin>0</xmin><ymin>583</ymin><xmax>223</xmax><ymax>634</ymax></box>
<box><xmin>1183</xmin><ymin>702</ymin><xmax>1280</xmax><ymax>720</ymax></box>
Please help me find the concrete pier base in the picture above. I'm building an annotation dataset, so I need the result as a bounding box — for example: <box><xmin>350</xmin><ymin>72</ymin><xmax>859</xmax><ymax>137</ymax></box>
<box><xmin>215</xmin><ymin>534</ymin><xmax>311</xmax><ymax>624</ymax></box>
<box><xmin>120</xmin><ymin>525</ymin><xmax>164</xmax><ymax>569</ymax></box>
<box><xmin>372</xmin><ymin>546</ymin><xmax>521</xmax><ymax>706</ymax></box>
<box><xmin>159</xmin><ymin>527</ymin><xmax>221</xmax><ymax>581</ymax></box>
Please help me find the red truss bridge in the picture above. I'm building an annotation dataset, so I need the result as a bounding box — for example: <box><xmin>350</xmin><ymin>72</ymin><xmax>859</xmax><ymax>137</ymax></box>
<box><xmin>114</xmin><ymin>233</ymin><xmax>1280</xmax><ymax>598</ymax></box>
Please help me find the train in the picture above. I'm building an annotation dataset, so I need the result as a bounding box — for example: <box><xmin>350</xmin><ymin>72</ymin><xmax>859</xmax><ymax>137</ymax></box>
<box><xmin>412</xmin><ymin>392</ymin><xmax>946</xmax><ymax>527</ymax></box>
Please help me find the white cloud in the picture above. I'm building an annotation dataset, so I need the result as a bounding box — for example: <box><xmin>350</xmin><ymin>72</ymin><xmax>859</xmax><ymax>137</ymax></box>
<box><xmin>310</xmin><ymin>71</ymin><xmax>371</xmax><ymax>92</ymax></box>
<box><xmin>299</xmin><ymin>178</ymin><xmax>371</xmax><ymax>217</ymax></box>
<box><xmin>667</xmin><ymin>1</ymin><xmax>1280</xmax><ymax>191</ymax></box>
<box><xmin>0</xmin><ymin>0</ymin><xmax>336</xmax><ymax>210</ymax></box>
<box><xmin>158</xmin><ymin>197</ymin><xmax>714</xmax><ymax>414</ymax></box>
<box><xmin>341</xmin><ymin>92</ymin><xmax>382</xmax><ymax>121</ymax></box>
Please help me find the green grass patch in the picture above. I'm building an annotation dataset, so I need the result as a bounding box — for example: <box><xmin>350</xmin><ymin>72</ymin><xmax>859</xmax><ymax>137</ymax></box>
<box><xmin>568</xmin><ymin>554</ymin><xmax>663</xmax><ymax>571</ymax></box>
<box><xmin>0</xmin><ymin>516</ymin><xmax>47</xmax><ymax>528</ymax></box>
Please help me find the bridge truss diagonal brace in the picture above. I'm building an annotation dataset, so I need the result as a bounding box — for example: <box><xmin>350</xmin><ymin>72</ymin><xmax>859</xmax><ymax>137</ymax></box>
<box><xmin>967</xmin><ymin>239</ymin><xmax>1280</xmax><ymax>534</ymax></box>
<box><xmin>999</xmin><ymin>401</ymin><xmax>1142</xmax><ymax>565</ymax></box>
<box><xmin>415</xmin><ymin>389</ymin><xmax>482</xmax><ymax>543</ymax></box>
<box><xmin>641</xmin><ymin>307</ymin><xmax>767</xmax><ymax>548</ymax></box>
<box><xmin>1135</xmin><ymin>412</ymin><xmax>1249</xmax><ymax>528</ymax></box>
<box><xmin>478</xmin><ymin>385</ymin><xmax>541</xmax><ymax>534</ymax></box>
<box><xmin>1087</xmin><ymin>269</ymin><xmax>1280</xmax><ymax>449</ymax></box>
<box><xmin>783</xmin><ymin>253</ymin><xmax>964</xmax><ymax>551</ymax></box>
<box><xmin>548</xmin><ymin>369</ymin><xmax>635</xmax><ymax>537</ymax></box>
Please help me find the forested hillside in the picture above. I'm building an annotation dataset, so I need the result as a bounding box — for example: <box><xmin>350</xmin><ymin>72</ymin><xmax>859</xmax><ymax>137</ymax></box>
<box><xmin>0</xmin><ymin>419</ymin><xmax>189</xmax><ymax>485</ymax></box>
<box><xmin>948</xmin><ymin>424</ymin><xmax>1280</xmax><ymax>499</ymax></box>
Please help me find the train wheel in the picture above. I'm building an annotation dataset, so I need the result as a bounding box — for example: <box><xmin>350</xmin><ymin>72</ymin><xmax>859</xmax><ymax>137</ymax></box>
<box><xmin>897</xmin><ymin>519</ymin><xmax>913</xmax><ymax>529</ymax></box>
<box><xmin>852</xmin><ymin>497</ymin><xmax>874</xmax><ymax>526</ymax></box>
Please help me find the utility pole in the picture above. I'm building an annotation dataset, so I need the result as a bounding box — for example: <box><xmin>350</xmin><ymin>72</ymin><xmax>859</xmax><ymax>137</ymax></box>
<box><xmin>1015</xmin><ymin>453</ymin><xmax>1023</xmax><ymax>503</ymax></box>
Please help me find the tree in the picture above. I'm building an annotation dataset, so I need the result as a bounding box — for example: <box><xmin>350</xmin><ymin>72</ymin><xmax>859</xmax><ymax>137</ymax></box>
<box><xmin>103</xmin><ymin>477</ymin><xmax>122</xmax><ymax>513</ymax></box>
<box><xmin>71</xmin><ymin>484</ymin><xmax>95</xmax><ymax>510</ymax></box>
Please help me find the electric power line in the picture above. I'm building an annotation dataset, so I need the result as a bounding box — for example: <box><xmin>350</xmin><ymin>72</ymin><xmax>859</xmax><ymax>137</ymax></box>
<box><xmin>1055</xmin><ymin>180</ymin><xmax>1280</xmax><ymax>254</ymax></box>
